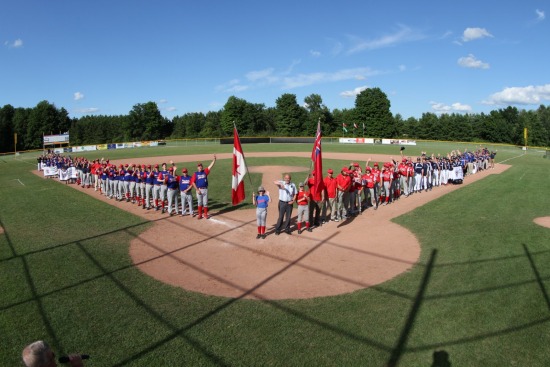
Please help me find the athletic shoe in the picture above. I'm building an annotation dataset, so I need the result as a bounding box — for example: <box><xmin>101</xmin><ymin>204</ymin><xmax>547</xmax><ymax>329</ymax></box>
<box><xmin>334</xmin><ymin>218</ymin><xmax>339</xmax><ymax>222</ymax></box>
<box><xmin>298</xmin><ymin>229</ymin><xmax>303</xmax><ymax>234</ymax></box>
<box><xmin>261</xmin><ymin>234</ymin><xmax>266</xmax><ymax>239</ymax></box>
<box><xmin>307</xmin><ymin>228</ymin><xmax>312</xmax><ymax>232</ymax></box>
<box><xmin>256</xmin><ymin>234</ymin><xmax>261</xmax><ymax>239</ymax></box>
<box><xmin>191</xmin><ymin>213</ymin><xmax>196</xmax><ymax>217</ymax></box>
<box><xmin>285</xmin><ymin>230</ymin><xmax>292</xmax><ymax>235</ymax></box>
<box><xmin>275</xmin><ymin>231</ymin><xmax>280</xmax><ymax>236</ymax></box>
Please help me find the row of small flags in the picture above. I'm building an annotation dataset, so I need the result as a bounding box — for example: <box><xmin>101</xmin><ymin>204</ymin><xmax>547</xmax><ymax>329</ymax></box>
<box><xmin>342</xmin><ymin>123</ymin><xmax>365</xmax><ymax>133</ymax></box>
<box><xmin>231</xmin><ymin>121</ymin><xmax>324</xmax><ymax>205</ymax></box>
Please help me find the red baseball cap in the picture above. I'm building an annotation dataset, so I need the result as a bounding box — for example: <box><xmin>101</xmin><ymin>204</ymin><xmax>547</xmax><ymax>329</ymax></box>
<box><xmin>154</xmin><ymin>164</ymin><xmax>159</xmax><ymax>168</ymax></box>
<box><xmin>353</xmin><ymin>162</ymin><xmax>359</xmax><ymax>167</ymax></box>
<box><xmin>147</xmin><ymin>164</ymin><xmax>151</xmax><ymax>168</ymax></box>
<box><xmin>341</xmin><ymin>166</ymin><xmax>348</xmax><ymax>172</ymax></box>
<box><xmin>374</xmin><ymin>163</ymin><xmax>379</xmax><ymax>166</ymax></box>
<box><xmin>182</xmin><ymin>168</ymin><xmax>188</xmax><ymax>173</ymax></box>
<box><xmin>197</xmin><ymin>162</ymin><xmax>203</xmax><ymax>166</ymax></box>
<box><xmin>327</xmin><ymin>169</ymin><xmax>334</xmax><ymax>174</ymax></box>
<box><xmin>124</xmin><ymin>163</ymin><xmax>129</xmax><ymax>167</ymax></box>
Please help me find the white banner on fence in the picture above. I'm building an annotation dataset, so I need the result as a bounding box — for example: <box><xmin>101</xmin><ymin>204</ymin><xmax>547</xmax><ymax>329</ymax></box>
<box><xmin>381</xmin><ymin>139</ymin><xmax>417</xmax><ymax>146</ymax></box>
<box><xmin>339</xmin><ymin>138</ymin><xmax>375</xmax><ymax>144</ymax></box>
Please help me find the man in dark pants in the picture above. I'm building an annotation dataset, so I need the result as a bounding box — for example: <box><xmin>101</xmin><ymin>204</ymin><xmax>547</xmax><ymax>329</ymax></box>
<box><xmin>273</xmin><ymin>174</ymin><xmax>297</xmax><ymax>235</ymax></box>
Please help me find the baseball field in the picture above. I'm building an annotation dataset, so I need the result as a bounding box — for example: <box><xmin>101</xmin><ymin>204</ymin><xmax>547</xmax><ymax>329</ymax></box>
<box><xmin>1</xmin><ymin>141</ymin><xmax>549</xmax><ymax>366</ymax></box>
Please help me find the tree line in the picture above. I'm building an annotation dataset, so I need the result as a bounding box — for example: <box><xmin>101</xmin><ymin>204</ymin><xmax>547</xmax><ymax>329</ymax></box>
<box><xmin>1</xmin><ymin>88</ymin><xmax>549</xmax><ymax>153</ymax></box>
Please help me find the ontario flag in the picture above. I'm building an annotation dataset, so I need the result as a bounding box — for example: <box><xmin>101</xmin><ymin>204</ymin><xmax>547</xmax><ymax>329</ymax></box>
<box><xmin>342</xmin><ymin>123</ymin><xmax>348</xmax><ymax>133</ymax></box>
<box><xmin>232</xmin><ymin>127</ymin><xmax>247</xmax><ymax>205</ymax></box>
<box><xmin>311</xmin><ymin>120</ymin><xmax>324</xmax><ymax>195</ymax></box>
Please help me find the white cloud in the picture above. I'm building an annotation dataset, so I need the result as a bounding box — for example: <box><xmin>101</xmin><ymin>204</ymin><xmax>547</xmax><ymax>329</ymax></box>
<box><xmin>347</xmin><ymin>24</ymin><xmax>425</xmax><ymax>54</ymax></box>
<box><xmin>430</xmin><ymin>101</ymin><xmax>472</xmax><ymax>114</ymax></box>
<box><xmin>282</xmin><ymin>67</ymin><xmax>381</xmax><ymax>89</ymax></box>
<box><xmin>483</xmin><ymin>84</ymin><xmax>550</xmax><ymax>105</ymax></box>
<box><xmin>462</xmin><ymin>27</ymin><xmax>493</xmax><ymax>42</ymax></box>
<box><xmin>246</xmin><ymin>68</ymin><xmax>274</xmax><ymax>82</ymax></box>
<box><xmin>536</xmin><ymin>9</ymin><xmax>545</xmax><ymax>21</ymax></box>
<box><xmin>340</xmin><ymin>86</ymin><xmax>368</xmax><ymax>98</ymax></box>
<box><xmin>73</xmin><ymin>107</ymin><xmax>99</xmax><ymax>114</ymax></box>
<box><xmin>5</xmin><ymin>38</ymin><xmax>23</xmax><ymax>48</ymax></box>
<box><xmin>158</xmin><ymin>99</ymin><xmax>168</xmax><ymax>104</ymax></box>
<box><xmin>74</xmin><ymin>92</ymin><xmax>84</xmax><ymax>101</ymax></box>
<box><xmin>457</xmin><ymin>54</ymin><xmax>490</xmax><ymax>69</ymax></box>
<box><xmin>310</xmin><ymin>50</ymin><xmax>321</xmax><ymax>57</ymax></box>
<box><xmin>165</xmin><ymin>106</ymin><xmax>176</xmax><ymax>112</ymax></box>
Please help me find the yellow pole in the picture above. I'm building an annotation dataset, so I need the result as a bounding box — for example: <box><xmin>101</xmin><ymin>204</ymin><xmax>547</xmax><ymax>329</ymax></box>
<box><xmin>524</xmin><ymin>127</ymin><xmax>528</xmax><ymax>148</ymax></box>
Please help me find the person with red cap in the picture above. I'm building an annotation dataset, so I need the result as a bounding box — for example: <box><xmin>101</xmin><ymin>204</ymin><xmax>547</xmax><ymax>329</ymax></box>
<box><xmin>362</xmin><ymin>166</ymin><xmax>378</xmax><ymax>209</ymax></box>
<box><xmin>295</xmin><ymin>182</ymin><xmax>311</xmax><ymax>234</ymax></box>
<box><xmin>381</xmin><ymin>162</ymin><xmax>393</xmax><ymax>205</ymax></box>
<box><xmin>116</xmin><ymin>164</ymin><xmax>126</xmax><ymax>201</ymax></box>
<box><xmin>157</xmin><ymin>162</ymin><xmax>175</xmax><ymax>214</ymax></box>
<box><xmin>322</xmin><ymin>168</ymin><xmax>337</xmax><ymax>222</ymax></box>
<box><xmin>306</xmin><ymin>172</ymin><xmax>324</xmax><ymax>227</ymax></box>
<box><xmin>366</xmin><ymin>159</ymin><xmax>381</xmax><ymax>206</ymax></box>
<box><xmin>191</xmin><ymin>155</ymin><xmax>216</xmax><ymax>219</ymax></box>
<box><xmin>179</xmin><ymin>168</ymin><xmax>195</xmax><ymax>217</ymax></box>
<box><xmin>166</xmin><ymin>166</ymin><xmax>179</xmax><ymax>215</ymax></box>
<box><xmin>152</xmin><ymin>164</ymin><xmax>162</xmax><ymax>210</ymax></box>
<box><xmin>398</xmin><ymin>156</ymin><xmax>409</xmax><ymax>197</ymax></box>
<box><xmin>336</xmin><ymin>167</ymin><xmax>352</xmax><ymax>221</ymax></box>
<box><xmin>143</xmin><ymin>164</ymin><xmax>154</xmax><ymax>209</ymax></box>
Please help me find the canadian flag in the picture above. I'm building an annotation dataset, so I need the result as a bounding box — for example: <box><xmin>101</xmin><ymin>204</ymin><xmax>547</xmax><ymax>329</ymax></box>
<box><xmin>232</xmin><ymin>127</ymin><xmax>247</xmax><ymax>205</ymax></box>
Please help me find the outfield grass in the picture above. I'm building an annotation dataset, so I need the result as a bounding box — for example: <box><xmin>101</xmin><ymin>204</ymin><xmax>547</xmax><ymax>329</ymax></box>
<box><xmin>1</xmin><ymin>142</ymin><xmax>549</xmax><ymax>366</ymax></box>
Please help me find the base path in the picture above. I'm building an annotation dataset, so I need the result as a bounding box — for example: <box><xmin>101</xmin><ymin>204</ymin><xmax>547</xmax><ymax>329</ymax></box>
<box><xmin>42</xmin><ymin>152</ymin><xmax>511</xmax><ymax>300</ymax></box>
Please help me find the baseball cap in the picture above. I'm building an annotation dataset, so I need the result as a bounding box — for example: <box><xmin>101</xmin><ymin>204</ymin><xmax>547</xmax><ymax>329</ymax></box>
<box><xmin>353</xmin><ymin>162</ymin><xmax>359</xmax><ymax>167</ymax></box>
<box><xmin>147</xmin><ymin>164</ymin><xmax>151</xmax><ymax>168</ymax></box>
<box><xmin>168</xmin><ymin>167</ymin><xmax>174</xmax><ymax>172</ymax></box>
<box><xmin>374</xmin><ymin>163</ymin><xmax>379</xmax><ymax>166</ymax></box>
<box><xmin>365</xmin><ymin>167</ymin><xmax>371</xmax><ymax>171</ymax></box>
<box><xmin>299</xmin><ymin>182</ymin><xmax>304</xmax><ymax>187</ymax></box>
<box><xmin>341</xmin><ymin>166</ymin><xmax>348</xmax><ymax>172</ymax></box>
<box><xmin>197</xmin><ymin>162</ymin><xmax>203</xmax><ymax>166</ymax></box>
<box><xmin>327</xmin><ymin>169</ymin><xmax>334</xmax><ymax>174</ymax></box>
<box><xmin>182</xmin><ymin>168</ymin><xmax>188</xmax><ymax>173</ymax></box>
<box><xmin>258</xmin><ymin>186</ymin><xmax>265</xmax><ymax>192</ymax></box>
<box><xmin>154</xmin><ymin>164</ymin><xmax>159</xmax><ymax>168</ymax></box>
<box><xmin>124</xmin><ymin>163</ymin><xmax>129</xmax><ymax>167</ymax></box>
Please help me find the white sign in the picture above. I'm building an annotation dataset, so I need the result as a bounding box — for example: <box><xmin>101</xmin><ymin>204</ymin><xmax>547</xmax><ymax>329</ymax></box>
<box><xmin>44</xmin><ymin>134</ymin><xmax>70</xmax><ymax>144</ymax></box>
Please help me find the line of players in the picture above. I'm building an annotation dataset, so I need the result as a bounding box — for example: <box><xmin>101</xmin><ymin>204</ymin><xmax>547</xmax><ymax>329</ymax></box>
<box><xmin>307</xmin><ymin>148</ymin><xmax>495</xmax><ymax>225</ymax></box>
<box><xmin>83</xmin><ymin>156</ymin><xmax>217</xmax><ymax>220</ymax></box>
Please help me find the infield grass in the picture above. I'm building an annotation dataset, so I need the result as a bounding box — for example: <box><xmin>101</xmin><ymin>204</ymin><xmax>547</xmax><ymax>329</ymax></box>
<box><xmin>0</xmin><ymin>142</ymin><xmax>549</xmax><ymax>366</ymax></box>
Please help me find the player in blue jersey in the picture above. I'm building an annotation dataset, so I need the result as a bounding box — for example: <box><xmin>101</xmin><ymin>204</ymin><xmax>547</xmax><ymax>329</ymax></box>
<box><xmin>191</xmin><ymin>155</ymin><xmax>216</xmax><ymax>219</ymax></box>
<box><xmin>179</xmin><ymin>168</ymin><xmax>194</xmax><ymax>217</ymax></box>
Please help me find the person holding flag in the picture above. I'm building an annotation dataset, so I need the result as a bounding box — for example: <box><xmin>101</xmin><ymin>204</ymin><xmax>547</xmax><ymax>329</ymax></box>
<box><xmin>232</xmin><ymin>126</ymin><xmax>248</xmax><ymax>206</ymax></box>
<box><xmin>307</xmin><ymin>121</ymin><xmax>324</xmax><ymax>227</ymax></box>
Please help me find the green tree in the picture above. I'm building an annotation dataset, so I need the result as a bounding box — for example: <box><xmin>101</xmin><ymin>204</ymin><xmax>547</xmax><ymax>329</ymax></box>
<box><xmin>275</xmin><ymin>94</ymin><xmax>306</xmax><ymax>136</ymax></box>
<box><xmin>0</xmin><ymin>104</ymin><xmax>15</xmax><ymax>153</ymax></box>
<box><xmin>126</xmin><ymin>102</ymin><xmax>164</xmax><ymax>141</ymax></box>
<box><xmin>200</xmin><ymin>111</ymin><xmax>222</xmax><ymax>138</ymax></box>
<box><xmin>354</xmin><ymin>88</ymin><xmax>395</xmax><ymax>138</ymax></box>
<box><xmin>304</xmin><ymin>94</ymin><xmax>330</xmax><ymax>135</ymax></box>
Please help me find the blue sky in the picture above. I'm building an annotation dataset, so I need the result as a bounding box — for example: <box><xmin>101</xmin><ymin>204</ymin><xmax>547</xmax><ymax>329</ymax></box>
<box><xmin>1</xmin><ymin>0</ymin><xmax>549</xmax><ymax>120</ymax></box>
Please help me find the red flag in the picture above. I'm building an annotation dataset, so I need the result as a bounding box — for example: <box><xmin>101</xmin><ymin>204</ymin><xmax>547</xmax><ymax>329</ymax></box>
<box><xmin>311</xmin><ymin>121</ymin><xmax>324</xmax><ymax>195</ymax></box>
<box><xmin>232</xmin><ymin>127</ymin><xmax>247</xmax><ymax>205</ymax></box>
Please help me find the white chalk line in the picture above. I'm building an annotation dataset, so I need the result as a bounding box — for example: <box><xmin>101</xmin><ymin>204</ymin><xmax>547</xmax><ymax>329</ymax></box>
<box><xmin>12</xmin><ymin>179</ymin><xmax>25</xmax><ymax>186</ymax></box>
